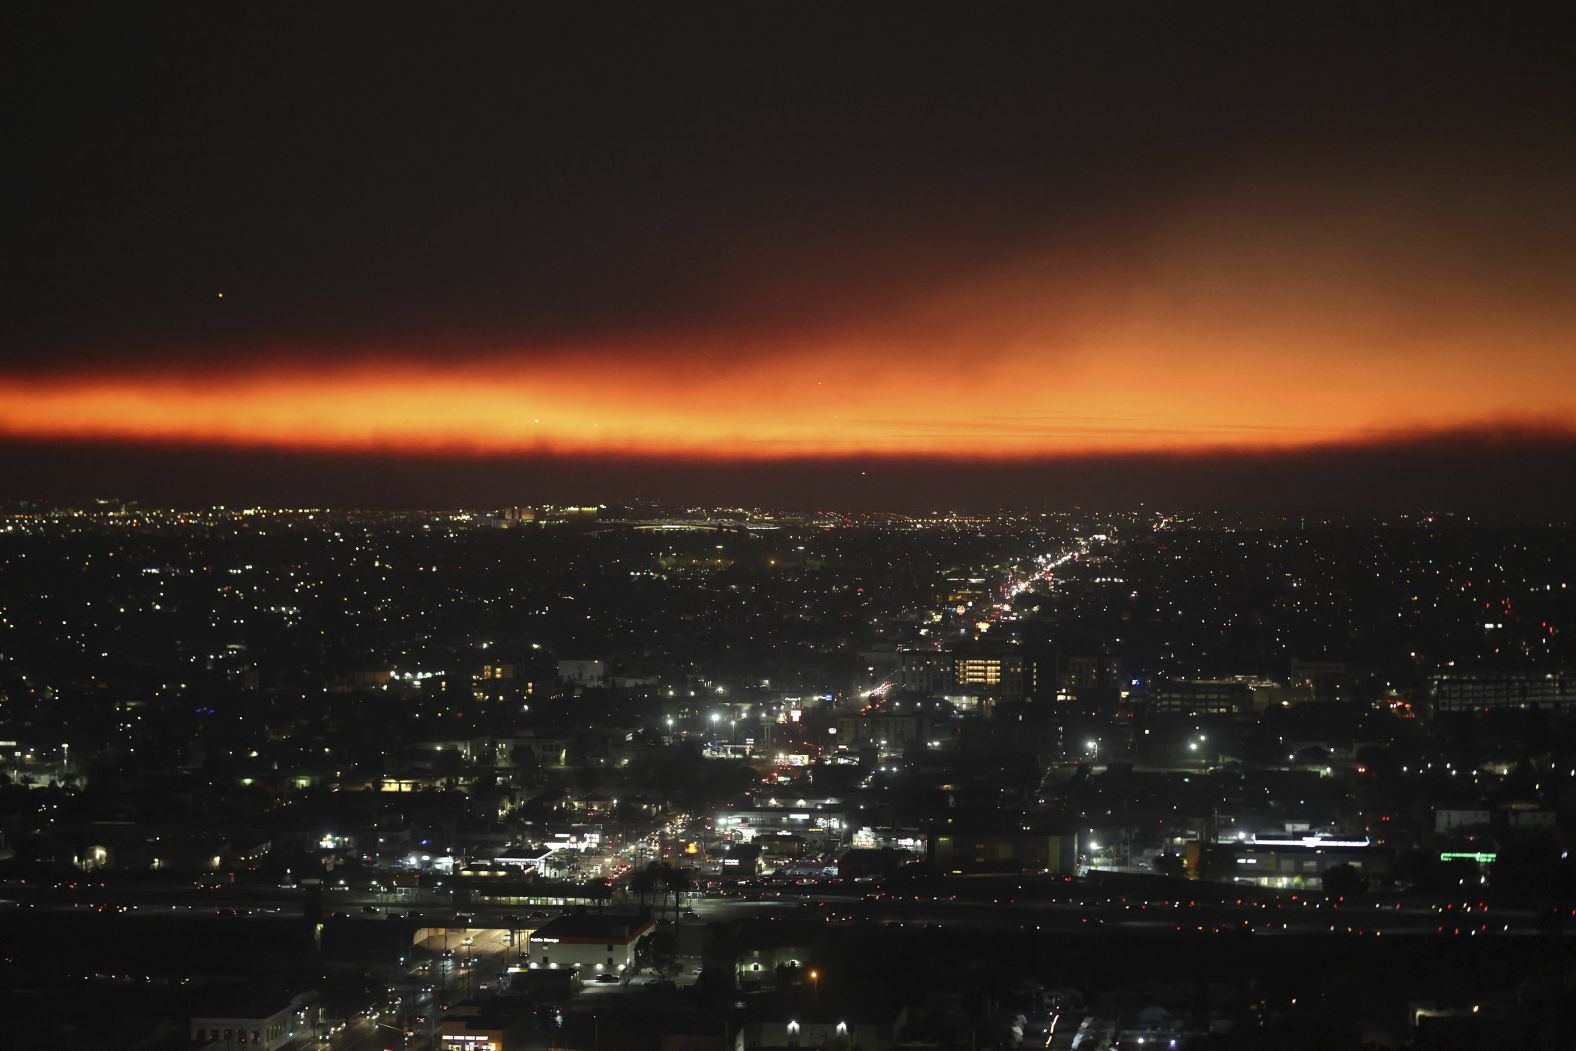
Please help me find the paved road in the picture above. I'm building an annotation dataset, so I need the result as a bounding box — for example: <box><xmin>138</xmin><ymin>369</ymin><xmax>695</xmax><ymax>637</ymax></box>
<box><xmin>1</xmin><ymin>879</ymin><xmax>1551</xmax><ymax>941</ymax></box>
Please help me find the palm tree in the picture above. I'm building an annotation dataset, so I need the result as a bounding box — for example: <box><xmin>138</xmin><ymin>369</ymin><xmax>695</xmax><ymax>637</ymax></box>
<box><xmin>630</xmin><ymin>862</ymin><xmax>662</xmax><ymax>917</ymax></box>
<box><xmin>661</xmin><ymin>865</ymin><xmax>694</xmax><ymax>924</ymax></box>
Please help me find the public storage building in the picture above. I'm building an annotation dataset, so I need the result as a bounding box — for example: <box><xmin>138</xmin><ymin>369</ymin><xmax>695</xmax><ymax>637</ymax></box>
<box><xmin>527</xmin><ymin>912</ymin><xmax>656</xmax><ymax>974</ymax></box>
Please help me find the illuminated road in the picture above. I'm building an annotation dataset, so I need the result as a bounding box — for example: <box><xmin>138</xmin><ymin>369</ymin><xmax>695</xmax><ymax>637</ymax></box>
<box><xmin>3</xmin><ymin>881</ymin><xmax>1542</xmax><ymax>941</ymax></box>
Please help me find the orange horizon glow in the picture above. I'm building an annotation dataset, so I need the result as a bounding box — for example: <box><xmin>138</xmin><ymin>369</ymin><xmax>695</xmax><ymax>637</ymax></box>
<box><xmin>9</xmin><ymin>174</ymin><xmax>1576</xmax><ymax>462</ymax></box>
<box><xmin>3</xmin><ymin>332</ymin><xmax>1574</xmax><ymax>460</ymax></box>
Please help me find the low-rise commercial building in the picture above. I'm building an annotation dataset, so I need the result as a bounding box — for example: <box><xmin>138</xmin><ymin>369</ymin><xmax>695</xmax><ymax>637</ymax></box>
<box><xmin>930</xmin><ymin>831</ymin><xmax>1079</xmax><ymax>875</ymax></box>
<box><xmin>1195</xmin><ymin>835</ymin><xmax>1393</xmax><ymax>890</ymax></box>
<box><xmin>1430</xmin><ymin>671</ymin><xmax>1574</xmax><ymax>712</ymax></box>
<box><xmin>439</xmin><ymin>1003</ymin><xmax>531</xmax><ymax>1051</ymax></box>
<box><xmin>526</xmin><ymin>912</ymin><xmax>656</xmax><ymax>974</ymax></box>
<box><xmin>191</xmin><ymin>992</ymin><xmax>320</xmax><ymax>1050</ymax></box>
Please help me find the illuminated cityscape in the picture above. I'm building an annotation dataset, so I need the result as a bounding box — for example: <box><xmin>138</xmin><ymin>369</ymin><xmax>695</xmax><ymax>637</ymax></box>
<box><xmin>1</xmin><ymin>506</ymin><xmax>1572</xmax><ymax>1049</ymax></box>
<box><xmin>6</xmin><ymin>5</ymin><xmax>1576</xmax><ymax>1051</ymax></box>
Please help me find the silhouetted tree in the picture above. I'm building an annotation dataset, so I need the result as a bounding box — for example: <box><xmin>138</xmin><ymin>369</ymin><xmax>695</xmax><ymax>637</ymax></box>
<box><xmin>661</xmin><ymin>865</ymin><xmax>694</xmax><ymax>923</ymax></box>
<box><xmin>645</xmin><ymin>928</ymin><xmax>680</xmax><ymax>981</ymax></box>
<box><xmin>1321</xmin><ymin>862</ymin><xmax>1361</xmax><ymax>898</ymax></box>
<box><xmin>629</xmin><ymin>862</ymin><xmax>662</xmax><ymax>915</ymax></box>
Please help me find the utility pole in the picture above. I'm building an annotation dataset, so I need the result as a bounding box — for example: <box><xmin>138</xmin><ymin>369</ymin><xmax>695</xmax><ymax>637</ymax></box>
<box><xmin>439</xmin><ymin>929</ymin><xmax>450</xmax><ymax>1001</ymax></box>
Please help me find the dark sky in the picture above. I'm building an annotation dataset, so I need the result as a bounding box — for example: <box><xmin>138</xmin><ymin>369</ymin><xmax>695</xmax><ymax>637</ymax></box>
<box><xmin>5</xmin><ymin>3</ymin><xmax>1576</xmax><ymax>508</ymax></box>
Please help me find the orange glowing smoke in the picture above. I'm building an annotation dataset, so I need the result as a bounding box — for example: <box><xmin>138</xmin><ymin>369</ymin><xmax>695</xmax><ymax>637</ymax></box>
<box><xmin>7</xmin><ymin>170</ymin><xmax>1576</xmax><ymax>459</ymax></box>
<box><xmin>1</xmin><ymin>329</ymin><xmax>1573</xmax><ymax>460</ymax></box>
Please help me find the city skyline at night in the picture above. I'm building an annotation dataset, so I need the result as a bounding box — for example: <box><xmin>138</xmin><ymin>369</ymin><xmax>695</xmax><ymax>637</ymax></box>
<box><xmin>5</xmin><ymin>7</ymin><xmax>1576</xmax><ymax>1048</ymax></box>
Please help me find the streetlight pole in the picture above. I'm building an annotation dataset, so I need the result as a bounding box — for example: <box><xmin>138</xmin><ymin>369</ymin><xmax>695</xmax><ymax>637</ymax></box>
<box><xmin>439</xmin><ymin>930</ymin><xmax>449</xmax><ymax>1001</ymax></box>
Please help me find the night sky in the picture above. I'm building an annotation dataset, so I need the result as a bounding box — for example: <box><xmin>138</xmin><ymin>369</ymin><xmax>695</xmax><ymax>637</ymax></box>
<box><xmin>6</xmin><ymin>3</ymin><xmax>1576</xmax><ymax>508</ymax></box>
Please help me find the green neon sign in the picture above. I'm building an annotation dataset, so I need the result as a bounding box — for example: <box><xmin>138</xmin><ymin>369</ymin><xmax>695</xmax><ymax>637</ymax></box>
<box><xmin>1439</xmin><ymin>851</ymin><xmax>1496</xmax><ymax>863</ymax></box>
